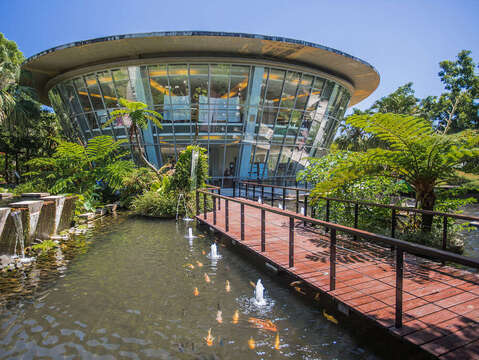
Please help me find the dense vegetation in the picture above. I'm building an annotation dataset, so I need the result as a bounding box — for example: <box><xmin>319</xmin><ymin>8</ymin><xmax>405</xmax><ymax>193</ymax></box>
<box><xmin>301</xmin><ymin>50</ymin><xmax>479</xmax><ymax>252</ymax></box>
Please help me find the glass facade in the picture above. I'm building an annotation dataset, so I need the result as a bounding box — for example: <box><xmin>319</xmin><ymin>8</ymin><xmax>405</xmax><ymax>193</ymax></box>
<box><xmin>49</xmin><ymin>61</ymin><xmax>350</xmax><ymax>186</ymax></box>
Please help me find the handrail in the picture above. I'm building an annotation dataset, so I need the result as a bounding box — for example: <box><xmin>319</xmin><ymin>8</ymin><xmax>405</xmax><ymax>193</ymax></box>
<box><xmin>197</xmin><ymin>187</ymin><xmax>479</xmax><ymax>269</ymax></box>
<box><xmin>239</xmin><ymin>180</ymin><xmax>479</xmax><ymax>222</ymax></box>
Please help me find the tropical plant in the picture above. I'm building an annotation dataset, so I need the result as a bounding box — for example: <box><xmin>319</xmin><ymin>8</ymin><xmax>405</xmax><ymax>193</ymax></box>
<box><xmin>25</xmin><ymin>135</ymin><xmax>134</xmax><ymax>197</ymax></box>
<box><xmin>119</xmin><ymin>167</ymin><xmax>158</xmax><ymax>208</ymax></box>
<box><xmin>170</xmin><ymin>145</ymin><xmax>209</xmax><ymax>192</ymax></box>
<box><xmin>131</xmin><ymin>190</ymin><xmax>178</xmax><ymax>218</ymax></box>
<box><xmin>104</xmin><ymin>98</ymin><xmax>162</xmax><ymax>173</ymax></box>
<box><xmin>312</xmin><ymin>113</ymin><xmax>479</xmax><ymax>231</ymax></box>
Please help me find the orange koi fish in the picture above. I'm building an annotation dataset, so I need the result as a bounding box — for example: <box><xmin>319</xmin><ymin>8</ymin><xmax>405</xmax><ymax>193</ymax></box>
<box><xmin>248</xmin><ymin>337</ymin><xmax>255</xmax><ymax>349</ymax></box>
<box><xmin>216</xmin><ymin>310</ymin><xmax>223</xmax><ymax>324</ymax></box>
<box><xmin>274</xmin><ymin>332</ymin><xmax>280</xmax><ymax>350</ymax></box>
<box><xmin>194</xmin><ymin>287</ymin><xmax>199</xmax><ymax>296</ymax></box>
<box><xmin>323</xmin><ymin>309</ymin><xmax>338</xmax><ymax>324</ymax></box>
<box><xmin>248</xmin><ymin>317</ymin><xmax>278</xmax><ymax>332</ymax></box>
<box><xmin>202</xmin><ymin>250</ymin><xmax>206</xmax><ymax>255</ymax></box>
<box><xmin>204</xmin><ymin>273</ymin><xmax>211</xmax><ymax>283</ymax></box>
<box><xmin>294</xmin><ymin>286</ymin><xmax>306</xmax><ymax>295</ymax></box>
<box><xmin>249</xmin><ymin>281</ymin><xmax>256</xmax><ymax>288</ymax></box>
<box><xmin>225</xmin><ymin>280</ymin><xmax>231</xmax><ymax>292</ymax></box>
<box><xmin>204</xmin><ymin>328</ymin><xmax>214</xmax><ymax>346</ymax></box>
<box><xmin>196</xmin><ymin>261</ymin><xmax>203</xmax><ymax>267</ymax></box>
<box><xmin>289</xmin><ymin>280</ymin><xmax>302</xmax><ymax>287</ymax></box>
<box><xmin>314</xmin><ymin>293</ymin><xmax>321</xmax><ymax>301</ymax></box>
<box><xmin>185</xmin><ymin>264</ymin><xmax>195</xmax><ymax>269</ymax></box>
<box><xmin>232</xmin><ymin>310</ymin><xmax>239</xmax><ymax>324</ymax></box>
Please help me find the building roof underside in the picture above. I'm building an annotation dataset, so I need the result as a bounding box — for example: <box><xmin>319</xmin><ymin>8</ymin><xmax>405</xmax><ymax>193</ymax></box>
<box><xmin>22</xmin><ymin>31</ymin><xmax>380</xmax><ymax>106</ymax></box>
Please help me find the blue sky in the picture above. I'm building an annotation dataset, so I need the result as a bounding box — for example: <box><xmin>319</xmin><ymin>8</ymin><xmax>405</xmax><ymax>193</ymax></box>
<box><xmin>1</xmin><ymin>0</ymin><xmax>478</xmax><ymax>112</ymax></box>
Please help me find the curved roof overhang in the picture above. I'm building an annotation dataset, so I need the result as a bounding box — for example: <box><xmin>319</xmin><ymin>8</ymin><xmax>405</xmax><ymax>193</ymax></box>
<box><xmin>22</xmin><ymin>31</ymin><xmax>380</xmax><ymax>106</ymax></box>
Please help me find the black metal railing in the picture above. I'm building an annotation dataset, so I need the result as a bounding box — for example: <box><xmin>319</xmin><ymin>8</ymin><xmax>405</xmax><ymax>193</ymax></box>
<box><xmin>236</xmin><ymin>180</ymin><xmax>479</xmax><ymax>253</ymax></box>
<box><xmin>196</xmin><ymin>186</ymin><xmax>479</xmax><ymax>329</ymax></box>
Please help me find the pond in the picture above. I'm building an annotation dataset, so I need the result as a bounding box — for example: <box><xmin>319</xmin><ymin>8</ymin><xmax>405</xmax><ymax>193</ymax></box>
<box><xmin>0</xmin><ymin>215</ymin><xmax>382</xmax><ymax>359</ymax></box>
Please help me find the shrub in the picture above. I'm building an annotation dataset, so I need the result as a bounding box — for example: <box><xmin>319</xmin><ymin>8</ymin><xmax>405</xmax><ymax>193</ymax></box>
<box><xmin>171</xmin><ymin>145</ymin><xmax>208</xmax><ymax>192</ymax></box>
<box><xmin>120</xmin><ymin>167</ymin><xmax>159</xmax><ymax>208</ymax></box>
<box><xmin>131</xmin><ymin>190</ymin><xmax>178</xmax><ymax>218</ymax></box>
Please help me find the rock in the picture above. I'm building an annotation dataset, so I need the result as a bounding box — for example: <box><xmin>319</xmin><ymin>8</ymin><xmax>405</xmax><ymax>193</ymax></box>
<box><xmin>0</xmin><ymin>193</ymin><xmax>13</xmax><ymax>199</ymax></box>
<box><xmin>20</xmin><ymin>192</ymin><xmax>50</xmax><ymax>198</ymax></box>
<box><xmin>0</xmin><ymin>255</ymin><xmax>13</xmax><ymax>267</ymax></box>
<box><xmin>105</xmin><ymin>203</ymin><xmax>118</xmax><ymax>213</ymax></box>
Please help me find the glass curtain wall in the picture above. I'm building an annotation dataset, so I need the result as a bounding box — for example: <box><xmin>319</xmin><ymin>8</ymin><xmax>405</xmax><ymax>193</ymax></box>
<box><xmin>50</xmin><ymin>62</ymin><xmax>350</xmax><ymax>186</ymax></box>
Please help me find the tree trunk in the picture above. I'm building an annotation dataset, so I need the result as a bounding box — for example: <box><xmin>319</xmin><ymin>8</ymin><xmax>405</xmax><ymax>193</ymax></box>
<box><xmin>415</xmin><ymin>181</ymin><xmax>436</xmax><ymax>232</ymax></box>
<box><xmin>131</xmin><ymin>126</ymin><xmax>159</xmax><ymax>175</ymax></box>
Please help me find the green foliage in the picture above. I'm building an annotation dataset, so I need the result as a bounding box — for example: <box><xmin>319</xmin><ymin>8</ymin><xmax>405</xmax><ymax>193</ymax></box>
<box><xmin>310</xmin><ymin>114</ymin><xmax>479</xmax><ymax>232</ymax></box>
<box><xmin>119</xmin><ymin>167</ymin><xmax>159</xmax><ymax>208</ymax></box>
<box><xmin>131</xmin><ymin>190</ymin><xmax>178</xmax><ymax>218</ymax></box>
<box><xmin>23</xmin><ymin>135</ymin><xmax>134</xmax><ymax>209</ymax></box>
<box><xmin>31</xmin><ymin>240</ymin><xmax>58</xmax><ymax>254</ymax></box>
<box><xmin>171</xmin><ymin>145</ymin><xmax>209</xmax><ymax>192</ymax></box>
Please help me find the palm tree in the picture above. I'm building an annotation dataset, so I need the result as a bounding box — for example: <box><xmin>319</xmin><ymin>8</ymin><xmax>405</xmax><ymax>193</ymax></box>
<box><xmin>104</xmin><ymin>98</ymin><xmax>162</xmax><ymax>174</ymax></box>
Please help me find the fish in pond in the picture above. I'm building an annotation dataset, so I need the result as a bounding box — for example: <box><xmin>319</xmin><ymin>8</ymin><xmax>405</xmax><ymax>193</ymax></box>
<box><xmin>294</xmin><ymin>286</ymin><xmax>306</xmax><ymax>295</ymax></box>
<box><xmin>225</xmin><ymin>280</ymin><xmax>231</xmax><ymax>292</ymax></box>
<box><xmin>185</xmin><ymin>264</ymin><xmax>195</xmax><ymax>269</ymax></box>
<box><xmin>314</xmin><ymin>293</ymin><xmax>321</xmax><ymax>301</ymax></box>
<box><xmin>204</xmin><ymin>328</ymin><xmax>214</xmax><ymax>346</ymax></box>
<box><xmin>248</xmin><ymin>337</ymin><xmax>255</xmax><ymax>349</ymax></box>
<box><xmin>202</xmin><ymin>250</ymin><xmax>206</xmax><ymax>255</ymax></box>
<box><xmin>323</xmin><ymin>309</ymin><xmax>338</xmax><ymax>324</ymax></box>
<box><xmin>204</xmin><ymin>273</ymin><xmax>211</xmax><ymax>283</ymax></box>
<box><xmin>194</xmin><ymin>287</ymin><xmax>199</xmax><ymax>296</ymax></box>
<box><xmin>216</xmin><ymin>310</ymin><xmax>223</xmax><ymax>324</ymax></box>
<box><xmin>248</xmin><ymin>317</ymin><xmax>278</xmax><ymax>332</ymax></box>
<box><xmin>274</xmin><ymin>332</ymin><xmax>280</xmax><ymax>350</ymax></box>
<box><xmin>232</xmin><ymin>310</ymin><xmax>239</xmax><ymax>324</ymax></box>
<box><xmin>249</xmin><ymin>281</ymin><xmax>256</xmax><ymax>288</ymax></box>
<box><xmin>196</xmin><ymin>261</ymin><xmax>203</xmax><ymax>267</ymax></box>
<box><xmin>289</xmin><ymin>280</ymin><xmax>302</xmax><ymax>286</ymax></box>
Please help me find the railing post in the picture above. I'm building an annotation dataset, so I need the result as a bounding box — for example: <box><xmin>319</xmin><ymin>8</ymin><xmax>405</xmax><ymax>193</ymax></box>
<box><xmin>391</xmin><ymin>209</ymin><xmax>397</xmax><ymax>238</ymax></box>
<box><xmin>296</xmin><ymin>190</ymin><xmax>299</xmax><ymax>213</ymax></box>
<box><xmin>261</xmin><ymin>209</ymin><xmax>265</xmax><ymax>252</ymax></box>
<box><xmin>213</xmin><ymin>193</ymin><xmax>217</xmax><ymax>225</ymax></box>
<box><xmin>311</xmin><ymin>205</ymin><xmax>316</xmax><ymax>219</ymax></box>
<box><xmin>241</xmin><ymin>203</ymin><xmax>245</xmax><ymax>241</ymax></box>
<box><xmin>252</xmin><ymin>184</ymin><xmax>256</xmax><ymax>200</ymax></box>
<box><xmin>282</xmin><ymin>187</ymin><xmax>286</xmax><ymax>210</ymax></box>
<box><xmin>326</xmin><ymin>199</ymin><xmax>330</xmax><ymax>233</ymax></box>
<box><xmin>395</xmin><ymin>247</ymin><xmax>403</xmax><ymax>328</ymax></box>
<box><xmin>271</xmin><ymin>186</ymin><xmax>274</xmax><ymax>207</ymax></box>
<box><xmin>442</xmin><ymin>215</ymin><xmax>448</xmax><ymax>252</ymax></box>
<box><xmin>353</xmin><ymin>203</ymin><xmax>359</xmax><ymax>241</ymax></box>
<box><xmin>246</xmin><ymin>183</ymin><xmax>249</xmax><ymax>200</ymax></box>
<box><xmin>289</xmin><ymin>217</ymin><xmax>294</xmax><ymax>267</ymax></box>
<box><xmin>233</xmin><ymin>181</ymin><xmax>236</xmax><ymax>198</ymax></box>
<box><xmin>203</xmin><ymin>192</ymin><xmax>207</xmax><ymax>219</ymax></box>
<box><xmin>261</xmin><ymin>185</ymin><xmax>264</xmax><ymax>202</ymax></box>
<box><xmin>304</xmin><ymin>195</ymin><xmax>308</xmax><ymax>226</ymax></box>
<box><xmin>196</xmin><ymin>190</ymin><xmax>200</xmax><ymax>216</ymax></box>
<box><xmin>330</xmin><ymin>228</ymin><xmax>336</xmax><ymax>291</ymax></box>
<box><xmin>225</xmin><ymin>199</ymin><xmax>229</xmax><ymax>232</ymax></box>
<box><xmin>218</xmin><ymin>188</ymin><xmax>221</xmax><ymax>210</ymax></box>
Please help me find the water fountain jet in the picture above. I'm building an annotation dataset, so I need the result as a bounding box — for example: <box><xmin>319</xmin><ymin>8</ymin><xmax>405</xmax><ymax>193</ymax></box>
<box><xmin>254</xmin><ymin>279</ymin><xmax>267</xmax><ymax>306</ymax></box>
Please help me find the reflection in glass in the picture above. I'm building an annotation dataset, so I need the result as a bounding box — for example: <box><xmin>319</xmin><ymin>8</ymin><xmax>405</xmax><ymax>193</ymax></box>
<box><xmin>51</xmin><ymin>62</ymin><xmax>350</xmax><ymax>183</ymax></box>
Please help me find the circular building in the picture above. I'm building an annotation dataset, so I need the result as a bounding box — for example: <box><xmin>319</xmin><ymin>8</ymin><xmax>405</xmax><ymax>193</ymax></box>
<box><xmin>22</xmin><ymin>31</ymin><xmax>379</xmax><ymax>186</ymax></box>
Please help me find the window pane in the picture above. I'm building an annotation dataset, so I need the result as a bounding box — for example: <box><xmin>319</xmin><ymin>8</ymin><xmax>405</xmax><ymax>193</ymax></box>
<box><xmin>280</xmin><ymin>71</ymin><xmax>300</xmax><ymax>108</ymax></box>
<box><xmin>265</xmin><ymin>69</ymin><xmax>285</xmax><ymax>106</ymax></box>
<box><xmin>111</xmin><ymin>68</ymin><xmax>131</xmax><ymax>99</ymax></box>
<box><xmin>97</xmin><ymin>71</ymin><xmax>118</xmax><ymax>108</ymax></box>
<box><xmin>148</xmin><ymin>65</ymin><xmax>169</xmax><ymax>105</ymax></box>
<box><xmin>84</xmin><ymin>74</ymin><xmax>104</xmax><ymax>111</ymax></box>
<box><xmin>189</xmin><ymin>64</ymin><xmax>208</xmax><ymax>104</ymax></box>
<box><xmin>168</xmin><ymin>64</ymin><xmax>189</xmax><ymax>97</ymax></box>
<box><xmin>229</xmin><ymin>65</ymin><xmax>249</xmax><ymax>105</ymax></box>
<box><xmin>73</xmin><ymin>77</ymin><xmax>91</xmax><ymax>112</ymax></box>
<box><xmin>210</xmin><ymin>64</ymin><xmax>230</xmax><ymax>123</ymax></box>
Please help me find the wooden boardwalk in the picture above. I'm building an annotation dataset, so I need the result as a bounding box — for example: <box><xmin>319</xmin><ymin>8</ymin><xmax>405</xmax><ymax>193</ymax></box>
<box><xmin>197</xmin><ymin>198</ymin><xmax>479</xmax><ymax>359</ymax></box>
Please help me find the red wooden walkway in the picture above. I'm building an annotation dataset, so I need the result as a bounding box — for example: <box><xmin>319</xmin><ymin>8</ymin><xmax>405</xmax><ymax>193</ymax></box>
<box><xmin>197</xmin><ymin>198</ymin><xmax>479</xmax><ymax>359</ymax></box>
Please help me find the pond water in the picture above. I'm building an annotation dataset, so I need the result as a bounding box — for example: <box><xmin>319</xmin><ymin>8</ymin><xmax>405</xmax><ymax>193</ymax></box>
<box><xmin>0</xmin><ymin>215</ymin><xmax>381</xmax><ymax>359</ymax></box>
